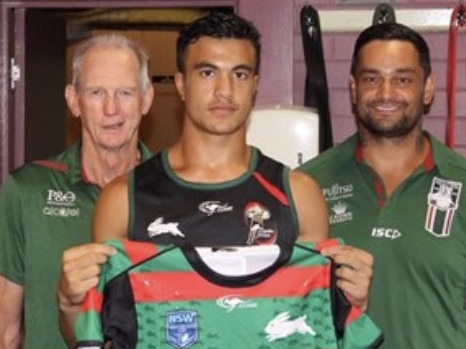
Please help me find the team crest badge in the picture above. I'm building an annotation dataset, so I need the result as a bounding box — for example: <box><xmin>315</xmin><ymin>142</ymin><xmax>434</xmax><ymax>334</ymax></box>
<box><xmin>244</xmin><ymin>202</ymin><xmax>276</xmax><ymax>245</ymax></box>
<box><xmin>166</xmin><ymin>310</ymin><xmax>198</xmax><ymax>348</ymax></box>
<box><xmin>425</xmin><ymin>177</ymin><xmax>462</xmax><ymax>238</ymax></box>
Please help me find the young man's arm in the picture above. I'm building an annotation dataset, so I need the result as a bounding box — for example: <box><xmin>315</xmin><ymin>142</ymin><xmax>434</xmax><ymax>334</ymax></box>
<box><xmin>57</xmin><ymin>174</ymin><xmax>129</xmax><ymax>347</ymax></box>
<box><xmin>0</xmin><ymin>276</ymin><xmax>23</xmax><ymax>349</ymax></box>
<box><xmin>290</xmin><ymin>169</ymin><xmax>329</xmax><ymax>243</ymax></box>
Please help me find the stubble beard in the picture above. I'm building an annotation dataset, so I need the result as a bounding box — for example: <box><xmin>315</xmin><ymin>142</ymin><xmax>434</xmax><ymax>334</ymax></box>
<box><xmin>356</xmin><ymin>100</ymin><xmax>423</xmax><ymax>139</ymax></box>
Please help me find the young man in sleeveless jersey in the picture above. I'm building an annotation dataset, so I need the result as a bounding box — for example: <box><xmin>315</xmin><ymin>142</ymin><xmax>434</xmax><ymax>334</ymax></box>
<box><xmin>57</xmin><ymin>12</ymin><xmax>374</xmax><ymax>348</ymax></box>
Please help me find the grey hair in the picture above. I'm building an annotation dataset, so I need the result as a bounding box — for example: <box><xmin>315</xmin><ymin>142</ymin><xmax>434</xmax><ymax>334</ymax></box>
<box><xmin>71</xmin><ymin>34</ymin><xmax>151</xmax><ymax>91</ymax></box>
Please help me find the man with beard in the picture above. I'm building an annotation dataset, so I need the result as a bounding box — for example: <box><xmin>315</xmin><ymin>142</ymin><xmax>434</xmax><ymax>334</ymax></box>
<box><xmin>299</xmin><ymin>22</ymin><xmax>466</xmax><ymax>349</ymax></box>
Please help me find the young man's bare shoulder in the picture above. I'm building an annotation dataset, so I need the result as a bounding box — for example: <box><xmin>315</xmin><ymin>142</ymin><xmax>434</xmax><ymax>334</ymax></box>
<box><xmin>289</xmin><ymin>169</ymin><xmax>321</xmax><ymax>190</ymax></box>
<box><xmin>103</xmin><ymin>173</ymin><xmax>129</xmax><ymax>191</ymax></box>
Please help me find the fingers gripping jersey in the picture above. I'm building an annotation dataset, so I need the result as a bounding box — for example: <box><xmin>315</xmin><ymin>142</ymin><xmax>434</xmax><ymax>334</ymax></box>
<box><xmin>74</xmin><ymin>239</ymin><xmax>382</xmax><ymax>349</ymax></box>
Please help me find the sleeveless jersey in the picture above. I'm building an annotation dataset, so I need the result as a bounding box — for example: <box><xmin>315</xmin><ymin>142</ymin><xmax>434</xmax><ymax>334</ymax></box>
<box><xmin>74</xmin><ymin>239</ymin><xmax>383</xmax><ymax>349</ymax></box>
<box><xmin>129</xmin><ymin>147</ymin><xmax>297</xmax><ymax>247</ymax></box>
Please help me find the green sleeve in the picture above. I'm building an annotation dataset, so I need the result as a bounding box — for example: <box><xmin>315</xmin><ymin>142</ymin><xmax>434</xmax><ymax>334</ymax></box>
<box><xmin>0</xmin><ymin>174</ymin><xmax>26</xmax><ymax>285</ymax></box>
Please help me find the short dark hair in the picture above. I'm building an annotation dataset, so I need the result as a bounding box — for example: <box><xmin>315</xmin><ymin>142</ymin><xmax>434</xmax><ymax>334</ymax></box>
<box><xmin>176</xmin><ymin>12</ymin><xmax>261</xmax><ymax>74</ymax></box>
<box><xmin>350</xmin><ymin>22</ymin><xmax>431</xmax><ymax>80</ymax></box>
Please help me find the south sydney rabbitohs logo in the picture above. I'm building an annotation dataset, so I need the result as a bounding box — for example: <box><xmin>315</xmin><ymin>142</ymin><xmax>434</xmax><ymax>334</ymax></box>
<box><xmin>264</xmin><ymin>312</ymin><xmax>316</xmax><ymax>342</ymax></box>
<box><xmin>147</xmin><ymin>217</ymin><xmax>185</xmax><ymax>238</ymax></box>
<box><xmin>425</xmin><ymin>177</ymin><xmax>462</xmax><ymax>238</ymax></box>
<box><xmin>42</xmin><ymin>189</ymin><xmax>80</xmax><ymax>217</ymax></box>
<box><xmin>244</xmin><ymin>202</ymin><xmax>276</xmax><ymax>245</ymax></box>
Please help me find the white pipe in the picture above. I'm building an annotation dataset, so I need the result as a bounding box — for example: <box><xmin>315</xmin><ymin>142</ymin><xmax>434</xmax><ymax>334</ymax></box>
<box><xmin>319</xmin><ymin>9</ymin><xmax>453</xmax><ymax>32</ymax></box>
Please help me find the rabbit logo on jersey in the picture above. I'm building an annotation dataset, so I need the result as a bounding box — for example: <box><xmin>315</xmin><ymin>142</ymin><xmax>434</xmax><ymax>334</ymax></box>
<box><xmin>166</xmin><ymin>310</ymin><xmax>198</xmax><ymax>348</ymax></box>
<box><xmin>265</xmin><ymin>312</ymin><xmax>316</xmax><ymax>342</ymax></box>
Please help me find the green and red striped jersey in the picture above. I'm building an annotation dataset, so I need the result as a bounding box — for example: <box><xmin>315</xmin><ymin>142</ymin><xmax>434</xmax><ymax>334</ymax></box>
<box><xmin>75</xmin><ymin>238</ymin><xmax>382</xmax><ymax>349</ymax></box>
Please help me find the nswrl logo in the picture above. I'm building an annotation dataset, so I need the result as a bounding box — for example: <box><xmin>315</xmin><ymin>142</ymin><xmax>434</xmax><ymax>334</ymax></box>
<box><xmin>166</xmin><ymin>310</ymin><xmax>198</xmax><ymax>348</ymax></box>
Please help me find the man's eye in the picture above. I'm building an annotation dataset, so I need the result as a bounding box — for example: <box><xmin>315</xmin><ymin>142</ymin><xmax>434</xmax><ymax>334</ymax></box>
<box><xmin>234</xmin><ymin>71</ymin><xmax>249</xmax><ymax>80</ymax></box>
<box><xmin>117</xmin><ymin>89</ymin><xmax>136</xmax><ymax>97</ymax></box>
<box><xmin>361</xmin><ymin>76</ymin><xmax>378</xmax><ymax>84</ymax></box>
<box><xmin>87</xmin><ymin>89</ymin><xmax>104</xmax><ymax>97</ymax></box>
<box><xmin>398</xmin><ymin>76</ymin><xmax>412</xmax><ymax>85</ymax></box>
<box><xmin>200</xmin><ymin>69</ymin><xmax>214</xmax><ymax>78</ymax></box>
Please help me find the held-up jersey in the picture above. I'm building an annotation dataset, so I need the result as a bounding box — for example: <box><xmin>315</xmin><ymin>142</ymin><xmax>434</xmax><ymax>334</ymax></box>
<box><xmin>129</xmin><ymin>147</ymin><xmax>297</xmax><ymax>247</ymax></box>
<box><xmin>74</xmin><ymin>239</ymin><xmax>383</xmax><ymax>349</ymax></box>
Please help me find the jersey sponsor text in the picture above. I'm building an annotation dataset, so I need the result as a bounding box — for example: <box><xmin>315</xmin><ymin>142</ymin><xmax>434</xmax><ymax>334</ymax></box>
<box><xmin>371</xmin><ymin>227</ymin><xmax>402</xmax><ymax>240</ymax></box>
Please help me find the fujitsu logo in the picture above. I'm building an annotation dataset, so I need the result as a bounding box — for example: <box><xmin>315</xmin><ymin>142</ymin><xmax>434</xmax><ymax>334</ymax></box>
<box><xmin>323</xmin><ymin>183</ymin><xmax>353</xmax><ymax>200</ymax></box>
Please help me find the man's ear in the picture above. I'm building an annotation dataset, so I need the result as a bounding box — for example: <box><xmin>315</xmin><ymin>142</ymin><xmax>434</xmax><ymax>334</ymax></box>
<box><xmin>423</xmin><ymin>73</ymin><xmax>435</xmax><ymax>106</ymax></box>
<box><xmin>349</xmin><ymin>75</ymin><xmax>357</xmax><ymax>105</ymax></box>
<box><xmin>142</xmin><ymin>84</ymin><xmax>154</xmax><ymax>115</ymax></box>
<box><xmin>65</xmin><ymin>84</ymin><xmax>80</xmax><ymax>118</ymax></box>
<box><xmin>174</xmin><ymin>72</ymin><xmax>186</xmax><ymax>101</ymax></box>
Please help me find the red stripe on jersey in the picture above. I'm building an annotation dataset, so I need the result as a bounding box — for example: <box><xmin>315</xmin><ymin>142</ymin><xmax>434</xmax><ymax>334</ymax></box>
<box><xmin>33</xmin><ymin>160</ymin><xmax>68</xmax><ymax>172</ymax></box>
<box><xmin>422</xmin><ymin>141</ymin><xmax>435</xmax><ymax>171</ymax></box>
<box><xmin>345</xmin><ymin>305</ymin><xmax>363</xmax><ymax>324</ymax></box>
<box><xmin>81</xmin><ymin>288</ymin><xmax>103</xmax><ymax>313</ymax></box>
<box><xmin>122</xmin><ymin>239</ymin><xmax>158</xmax><ymax>265</ymax></box>
<box><xmin>130</xmin><ymin>264</ymin><xmax>329</xmax><ymax>302</ymax></box>
<box><xmin>253</xmin><ymin>172</ymin><xmax>289</xmax><ymax>206</ymax></box>
<box><xmin>315</xmin><ymin>238</ymin><xmax>340</xmax><ymax>252</ymax></box>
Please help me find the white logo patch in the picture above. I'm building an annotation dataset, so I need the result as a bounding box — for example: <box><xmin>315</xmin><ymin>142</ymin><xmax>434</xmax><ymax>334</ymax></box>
<box><xmin>198</xmin><ymin>201</ymin><xmax>233</xmax><ymax>216</ymax></box>
<box><xmin>425</xmin><ymin>177</ymin><xmax>462</xmax><ymax>238</ymax></box>
<box><xmin>216</xmin><ymin>295</ymin><xmax>257</xmax><ymax>312</ymax></box>
<box><xmin>329</xmin><ymin>201</ymin><xmax>353</xmax><ymax>224</ymax></box>
<box><xmin>323</xmin><ymin>183</ymin><xmax>354</xmax><ymax>225</ymax></box>
<box><xmin>371</xmin><ymin>227</ymin><xmax>402</xmax><ymax>240</ymax></box>
<box><xmin>323</xmin><ymin>183</ymin><xmax>354</xmax><ymax>201</ymax></box>
<box><xmin>147</xmin><ymin>217</ymin><xmax>185</xmax><ymax>238</ymax></box>
<box><xmin>265</xmin><ymin>312</ymin><xmax>316</xmax><ymax>342</ymax></box>
<box><xmin>42</xmin><ymin>189</ymin><xmax>80</xmax><ymax>217</ymax></box>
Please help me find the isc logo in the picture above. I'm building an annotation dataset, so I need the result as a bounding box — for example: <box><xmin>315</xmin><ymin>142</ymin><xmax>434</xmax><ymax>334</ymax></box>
<box><xmin>371</xmin><ymin>227</ymin><xmax>402</xmax><ymax>240</ymax></box>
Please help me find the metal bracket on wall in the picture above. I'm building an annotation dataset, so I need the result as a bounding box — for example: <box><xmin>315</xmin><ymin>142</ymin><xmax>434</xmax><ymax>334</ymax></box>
<box><xmin>10</xmin><ymin>58</ymin><xmax>21</xmax><ymax>90</ymax></box>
